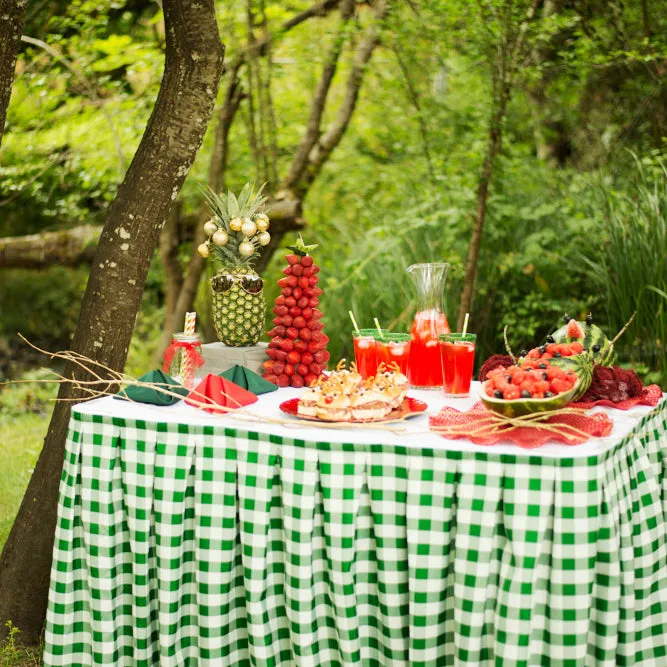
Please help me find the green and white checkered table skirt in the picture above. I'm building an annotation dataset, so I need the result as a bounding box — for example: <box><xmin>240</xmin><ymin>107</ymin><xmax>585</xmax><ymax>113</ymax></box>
<box><xmin>44</xmin><ymin>394</ymin><xmax>667</xmax><ymax>666</ymax></box>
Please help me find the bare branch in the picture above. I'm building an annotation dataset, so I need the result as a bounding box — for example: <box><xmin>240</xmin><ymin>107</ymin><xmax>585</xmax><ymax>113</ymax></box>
<box><xmin>282</xmin><ymin>0</ymin><xmax>356</xmax><ymax>191</ymax></box>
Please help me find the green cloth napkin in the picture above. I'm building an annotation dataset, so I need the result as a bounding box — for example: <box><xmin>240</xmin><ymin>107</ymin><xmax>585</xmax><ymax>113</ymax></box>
<box><xmin>115</xmin><ymin>369</ymin><xmax>189</xmax><ymax>406</ymax></box>
<box><xmin>218</xmin><ymin>365</ymin><xmax>278</xmax><ymax>395</ymax></box>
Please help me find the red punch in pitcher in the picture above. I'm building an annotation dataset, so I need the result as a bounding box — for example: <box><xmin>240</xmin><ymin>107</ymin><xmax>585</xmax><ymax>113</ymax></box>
<box><xmin>406</xmin><ymin>263</ymin><xmax>450</xmax><ymax>388</ymax></box>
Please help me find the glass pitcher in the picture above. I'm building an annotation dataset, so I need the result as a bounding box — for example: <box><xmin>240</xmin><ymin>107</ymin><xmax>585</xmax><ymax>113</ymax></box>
<box><xmin>407</xmin><ymin>262</ymin><xmax>450</xmax><ymax>388</ymax></box>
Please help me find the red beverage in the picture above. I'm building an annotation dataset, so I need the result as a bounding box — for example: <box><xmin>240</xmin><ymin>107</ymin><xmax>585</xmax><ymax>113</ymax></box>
<box><xmin>376</xmin><ymin>334</ymin><xmax>411</xmax><ymax>375</ymax></box>
<box><xmin>439</xmin><ymin>333</ymin><xmax>476</xmax><ymax>396</ymax></box>
<box><xmin>409</xmin><ymin>309</ymin><xmax>450</xmax><ymax>388</ymax></box>
<box><xmin>353</xmin><ymin>333</ymin><xmax>378</xmax><ymax>379</ymax></box>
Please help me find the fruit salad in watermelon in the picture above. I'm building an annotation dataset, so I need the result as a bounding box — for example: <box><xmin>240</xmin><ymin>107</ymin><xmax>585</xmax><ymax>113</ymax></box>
<box><xmin>480</xmin><ymin>359</ymin><xmax>582</xmax><ymax>417</ymax></box>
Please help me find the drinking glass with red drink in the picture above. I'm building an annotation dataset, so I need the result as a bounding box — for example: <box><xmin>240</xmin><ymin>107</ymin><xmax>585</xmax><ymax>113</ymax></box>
<box><xmin>376</xmin><ymin>333</ymin><xmax>411</xmax><ymax>375</ymax></box>
<box><xmin>439</xmin><ymin>333</ymin><xmax>476</xmax><ymax>397</ymax></box>
<box><xmin>353</xmin><ymin>328</ymin><xmax>386</xmax><ymax>379</ymax></box>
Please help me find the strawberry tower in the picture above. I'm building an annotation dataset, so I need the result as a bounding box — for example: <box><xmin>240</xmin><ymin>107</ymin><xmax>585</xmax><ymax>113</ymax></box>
<box><xmin>262</xmin><ymin>235</ymin><xmax>330</xmax><ymax>387</ymax></box>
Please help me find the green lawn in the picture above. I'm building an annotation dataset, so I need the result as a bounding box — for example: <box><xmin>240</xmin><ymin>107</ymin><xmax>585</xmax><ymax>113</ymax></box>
<box><xmin>0</xmin><ymin>414</ymin><xmax>47</xmax><ymax>552</ymax></box>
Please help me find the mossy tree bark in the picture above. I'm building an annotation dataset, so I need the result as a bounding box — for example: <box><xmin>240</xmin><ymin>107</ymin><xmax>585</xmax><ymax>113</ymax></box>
<box><xmin>0</xmin><ymin>0</ymin><xmax>28</xmax><ymax>147</ymax></box>
<box><xmin>0</xmin><ymin>0</ymin><xmax>224</xmax><ymax>644</ymax></box>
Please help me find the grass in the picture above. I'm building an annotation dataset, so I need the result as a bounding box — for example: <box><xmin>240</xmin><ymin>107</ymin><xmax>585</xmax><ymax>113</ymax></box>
<box><xmin>0</xmin><ymin>622</ymin><xmax>41</xmax><ymax>666</ymax></box>
<box><xmin>0</xmin><ymin>413</ymin><xmax>48</xmax><ymax>551</ymax></box>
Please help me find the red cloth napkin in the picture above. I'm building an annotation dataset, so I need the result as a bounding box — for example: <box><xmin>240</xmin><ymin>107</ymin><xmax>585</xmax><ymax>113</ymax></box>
<box><xmin>185</xmin><ymin>374</ymin><xmax>258</xmax><ymax>413</ymax></box>
<box><xmin>429</xmin><ymin>402</ymin><xmax>613</xmax><ymax>449</ymax></box>
<box><xmin>573</xmin><ymin>384</ymin><xmax>663</xmax><ymax>410</ymax></box>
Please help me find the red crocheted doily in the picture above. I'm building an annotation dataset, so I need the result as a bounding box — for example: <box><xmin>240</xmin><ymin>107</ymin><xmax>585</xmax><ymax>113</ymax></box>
<box><xmin>573</xmin><ymin>384</ymin><xmax>663</xmax><ymax>410</ymax></box>
<box><xmin>429</xmin><ymin>402</ymin><xmax>614</xmax><ymax>448</ymax></box>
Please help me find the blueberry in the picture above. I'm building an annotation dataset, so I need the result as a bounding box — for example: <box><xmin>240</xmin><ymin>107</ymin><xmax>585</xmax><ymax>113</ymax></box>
<box><xmin>546</xmin><ymin>335</ymin><xmax>554</xmax><ymax>343</ymax></box>
<box><xmin>521</xmin><ymin>390</ymin><xmax>532</xmax><ymax>398</ymax></box>
<box><xmin>538</xmin><ymin>346</ymin><xmax>546</xmax><ymax>354</ymax></box>
<box><xmin>520</xmin><ymin>349</ymin><xmax>528</xmax><ymax>357</ymax></box>
<box><xmin>541</xmin><ymin>372</ymin><xmax>548</xmax><ymax>380</ymax></box>
<box><xmin>554</xmin><ymin>352</ymin><xmax>562</xmax><ymax>358</ymax></box>
<box><xmin>586</xmin><ymin>313</ymin><xmax>593</xmax><ymax>325</ymax></box>
<box><xmin>505</xmin><ymin>374</ymin><xmax>512</xmax><ymax>383</ymax></box>
<box><xmin>592</xmin><ymin>344</ymin><xmax>600</xmax><ymax>353</ymax></box>
<box><xmin>563</xmin><ymin>313</ymin><xmax>570</xmax><ymax>323</ymax></box>
<box><xmin>545</xmin><ymin>391</ymin><xmax>555</xmax><ymax>398</ymax></box>
<box><xmin>538</xmin><ymin>362</ymin><xmax>547</xmax><ymax>369</ymax></box>
<box><xmin>493</xmin><ymin>390</ymin><xmax>503</xmax><ymax>399</ymax></box>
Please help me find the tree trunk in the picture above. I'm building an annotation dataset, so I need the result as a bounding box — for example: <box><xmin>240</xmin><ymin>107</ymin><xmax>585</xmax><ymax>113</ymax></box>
<box><xmin>0</xmin><ymin>0</ymin><xmax>224</xmax><ymax>645</ymax></box>
<box><xmin>0</xmin><ymin>225</ymin><xmax>101</xmax><ymax>269</ymax></box>
<box><xmin>0</xmin><ymin>0</ymin><xmax>28</xmax><ymax>147</ymax></box>
<box><xmin>456</xmin><ymin>89</ymin><xmax>509</xmax><ymax>331</ymax></box>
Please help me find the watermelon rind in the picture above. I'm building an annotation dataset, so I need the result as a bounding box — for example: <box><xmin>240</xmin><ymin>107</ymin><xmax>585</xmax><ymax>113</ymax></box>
<box><xmin>547</xmin><ymin>352</ymin><xmax>594</xmax><ymax>400</ymax></box>
<box><xmin>551</xmin><ymin>321</ymin><xmax>614</xmax><ymax>366</ymax></box>
<box><xmin>479</xmin><ymin>377</ymin><xmax>583</xmax><ymax>418</ymax></box>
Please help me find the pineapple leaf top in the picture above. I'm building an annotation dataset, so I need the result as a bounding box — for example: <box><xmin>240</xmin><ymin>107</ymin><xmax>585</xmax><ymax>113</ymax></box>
<box><xmin>203</xmin><ymin>183</ymin><xmax>270</xmax><ymax>268</ymax></box>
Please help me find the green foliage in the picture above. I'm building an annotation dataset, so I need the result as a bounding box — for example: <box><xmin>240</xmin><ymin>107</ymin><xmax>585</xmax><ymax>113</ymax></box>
<box><xmin>583</xmin><ymin>155</ymin><xmax>667</xmax><ymax>388</ymax></box>
<box><xmin>0</xmin><ymin>621</ymin><xmax>42</xmax><ymax>665</ymax></box>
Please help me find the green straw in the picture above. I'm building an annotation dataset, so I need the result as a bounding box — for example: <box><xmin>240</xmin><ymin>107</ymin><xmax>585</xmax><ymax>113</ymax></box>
<box><xmin>462</xmin><ymin>313</ymin><xmax>469</xmax><ymax>336</ymax></box>
<box><xmin>374</xmin><ymin>317</ymin><xmax>384</xmax><ymax>340</ymax></box>
<box><xmin>348</xmin><ymin>310</ymin><xmax>360</xmax><ymax>335</ymax></box>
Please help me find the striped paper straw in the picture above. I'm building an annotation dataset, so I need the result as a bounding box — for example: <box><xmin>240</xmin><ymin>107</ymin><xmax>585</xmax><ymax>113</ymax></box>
<box><xmin>181</xmin><ymin>312</ymin><xmax>197</xmax><ymax>388</ymax></box>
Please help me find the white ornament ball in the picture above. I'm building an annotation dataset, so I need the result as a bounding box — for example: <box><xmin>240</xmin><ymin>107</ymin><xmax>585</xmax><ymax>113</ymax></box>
<box><xmin>230</xmin><ymin>217</ymin><xmax>243</xmax><ymax>231</ymax></box>
<box><xmin>255</xmin><ymin>214</ymin><xmax>269</xmax><ymax>231</ymax></box>
<box><xmin>239</xmin><ymin>240</ymin><xmax>255</xmax><ymax>257</ymax></box>
<box><xmin>212</xmin><ymin>229</ymin><xmax>229</xmax><ymax>246</ymax></box>
<box><xmin>241</xmin><ymin>218</ymin><xmax>257</xmax><ymax>237</ymax></box>
<box><xmin>197</xmin><ymin>242</ymin><xmax>210</xmax><ymax>258</ymax></box>
<box><xmin>257</xmin><ymin>231</ymin><xmax>271</xmax><ymax>246</ymax></box>
<box><xmin>203</xmin><ymin>220</ymin><xmax>218</xmax><ymax>236</ymax></box>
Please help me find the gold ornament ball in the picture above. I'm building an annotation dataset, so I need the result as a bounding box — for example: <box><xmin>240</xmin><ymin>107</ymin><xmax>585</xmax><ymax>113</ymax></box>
<box><xmin>239</xmin><ymin>240</ymin><xmax>255</xmax><ymax>257</ymax></box>
<box><xmin>241</xmin><ymin>218</ymin><xmax>257</xmax><ymax>237</ymax></box>
<box><xmin>257</xmin><ymin>231</ymin><xmax>271</xmax><ymax>246</ymax></box>
<box><xmin>212</xmin><ymin>229</ymin><xmax>229</xmax><ymax>246</ymax></box>
<box><xmin>230</xmin><ymin>217</ymin><xmax>243</xmax><ymax>231</ymax></box>
<box><xmin>255</xmin><ymin>214</ymin><xmax>270</xmax><ymax>231</ymax></box>
<box><xmin>203</xmin><ymin>220</ymin><xmax>218</xmax><ymax>236</ymax></box>
<box><xmin>197</xmin><ymin>242</ymin><xmax>210</xmax><ymax>258</ymax></box>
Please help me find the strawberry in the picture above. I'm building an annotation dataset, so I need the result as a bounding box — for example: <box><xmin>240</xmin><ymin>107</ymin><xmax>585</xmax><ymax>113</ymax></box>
<box><xmin>268</xmin><ymin>337</ymin><xmax>282</xmax><ymax>348</ymax></box>
<box><xmin>299</xmin><ymin>328</ymin><xmax>312</xmax><ymax>341</ymax></box>
<box><xmin>309</xmin><ymin>362</ymin><xmax>321</xmax><ymax>375</ymax></box>
<box><xmin>280</xmin><ymin>315</ymin><xmax>293</xmax><ymax>327</ymax></box>
<box><xmin>281</xmin><ymin>287</ymin><xmax>292</xmax><ymax>297</ymax></box>
<box><xmin>285</xmin><ymin>296</ymin><xmax>297</xmax><ymax>308</ymax></box>
<box><xmin>286</xmin><ymin>327</ymin><xmax>299</xmax><ymax>340</ymax></box>
<box><xmin>302</xmin><ymin>307</ymin><xmax>314</xmax><ymax>320</ymax></box>
<box><xmin>266</xmin><ymin>349</ymin><xmax>279</xmax><ymax>360</ymax></box>
<box><xmin>297</xmin><ymin>297</ymin><xmax>309</xmax><ymax>309</ymax></box>
<box><xmin>279</xmin><ymin>339</ymin><xmax>294</xmax><ymax>352</ymax></box>
<box><xmin>277</xmin><ymin>277</ymin><xmax>290</xmax><ymax>288</ymax></box>
<box><xmin>307</xmin><ymin>340</ymin><xmax>324</xmax><ymax>353</ymax></box>
<box><xmin>287</xmin><ymin>275</ymin><xmax>298</xmax><ymax>287</ymax></box>
<box><xmin>294</xmin><ymin>339</ymin><xmax>308</xmax><ymax>353</ymax></box>
<box><xmin>275</xmin><ymin>295</ymin><xmax>286</xmax><ymax>306</ymax></box>
<box><xmin>308</xmin><ymin>276</ymin><xmax>318</xmax><ymax>286</ymax></box>
<box><xmin>301</xmin><ymin>352</ymin><xmax>314</xmax><ymax>366</ymax></box>
<box><xmin>282</xmin><ymin>266</ymin><xmax>292</xmax><ymax>275</ymax></box>
<box><xmin>287</xmin><ymin>350</ymin><xmax>301</xmax><ymax>364</ymax></box>
<box><xmin>265</xmin><ymin>374</ymin><xmax>278</xmax><ymax>384</ymax></box>
<box><xmin>272</xmin><ymin>317</ymin><xmax>282</xmax><ymax>326</ymax></box>
<box><xmin>274</xmin><ymin>305</ymin><xmax>288</xmax><ymax>316</ymax></box>
<box><xmin>273</xmin><ymin>361</ymin><xmax>285</xmax><ymax>375</ymax></box>
<box><xmin>262</xmin><ymin>360</ymin><xmax>274</xmax><ymax>371</ymax></box>
<box><xmin>312</xmin><ymin>308</ymin><xmax>323</xmax><ymax>319</ymax></box>
<box><xmin>291</xmin><ymin>264</ymin><xmax>303</xmax><ymax>276</ymax></box>
<box><xmin>304</xmin><ymin>373</ymin><xmax>318</xmax><ymax>387</ymax></box>
<box><xmin>300</xmin><ymin>255</ymin><xmax>313</xmax><ymax>267</ymax></box>
<box><xmin>290</xmin><ymin>374</ymin><xmax>305</xmax><ymax>388</ymax></box>
<box><xmin>284</xmin><ymin>364</ymin><xmax>295</xmax><ymax>377</ymax></box>
<box><xmin>292</xmin><ymin>286</ymin><xmax>302</xmax><ymax>299</ymax></box>
<box><xmin>293</xmin><ymin>316</ymin><xmax>306</xmax><ymax>329</ymax></box>
<box><xmin>296</xmin><ymin>364</ymin><xmax>309</xmax><ymax>377</ymax></box>
<box><xmin>302</xmin><ymin>267</ymin><xmax>314</xmax><ymax>278</ymax></box>
<box><xmin>312</xmin><ymin>350</ymin><xmax>327</xmax><ymax>364</ymax></box>
<box><xmin>289</xmin><ymin>306</ymin><xmax>301</xmax><ymax>317</ymax></box>
<box><xmin>286</xmin><ymin>254</ymin><xmax>300</xmax><ymax>265</ymax></box>
<box><xmin>308</xmin><ymin>297</ymin><xmax>319</xmax><ymax>307</ymax></box>
<box><xmin>276</xmin><ymin>374</ymin><xmax>290</xmax><ymax>388</ymax></box>
<box><xmin>273</xmin><ymin>350</ymin><xmax>287</xmax><ymax>362</ymax></box>
<box><xmin>298</xmin><ymin>277</ymin><xmax>309</xmax><ymax>289</ymax></box>
<box><xmin>268</xmin><ymin>325</ymin><xmax>286</xmax><ymax>337</ymax></box>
